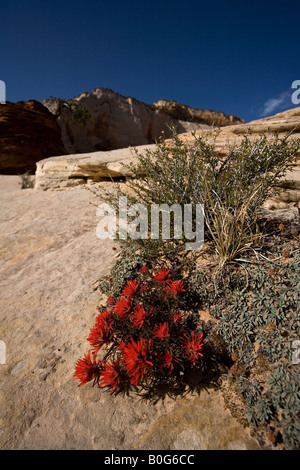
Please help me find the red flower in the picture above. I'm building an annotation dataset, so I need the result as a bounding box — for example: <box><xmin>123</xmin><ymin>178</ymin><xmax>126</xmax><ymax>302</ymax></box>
<box><xmin>114</xmin><ymin>296</ymin><xmax>132</xmax><ymax>319</ymax></box>
<box><xmin>152</xmin><ymin>268</ymin><xmax>171</xmax><ymax>284</ymax></box>
<box><xmin>131</xmin><ymin>304</ymin><xmax>154</xmax><ymax>328</ymax></box>
<box><xmin>140</xmin><ymin>265</ymin><xmax>148</xmax><ymax>273</ymax></box>
<box><xmin>99</xmin><ymin>360</ymin><xmax>123</xmax><ymax>395</ymax></box>
<box><xmin>163</xmin><ymin>280</ymin><xmax>185</xmax><ymax>297</ymax></box>
<box><xmin>107</xmin><ymin>296</ymin><xmax>115</xmax><ymax>306</ymax></box>
<box><xmin>172</xmin><ymin>312</ymin><xmax>184</xmax><ymax>323</ymax></box>
<box><xmin>120</xmin><ymin>338</ymin><xmax>153</xmax><ymax>386</ymax></box>
<box><xmin>95</xmin><ymin>308</ymin><xmax>112</xmax><ymax>324</ymax></box>
<box><xmin>180</xmin><ymin>331</ymin><xmax>204</xmax><ymax>366</ymax></box>
<box><xmin>159</xmin><ymin>348</ymin><xmax>177</xmax><ymax>370</ymax></box>
<box><xmin>153</xmin><ymin>322</ymin><xmax>170</xmax><ymax>340</ymax></box>
<box><xmin>74</xmin><ymin>350</ymin><xmax>100</xmax><ymax>387</ymax></box>
<box><xmin>121</xmin><ymin>280</ymin><xmax>140</xmax><ymax>298</ymax></box>
<box><xmin>87</xmin><ymin>318</ymin><xmax>114</xmax><ymax>353</ymax></box>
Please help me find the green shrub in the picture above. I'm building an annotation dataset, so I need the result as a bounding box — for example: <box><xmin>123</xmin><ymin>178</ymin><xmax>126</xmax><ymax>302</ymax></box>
<box><xmin>18</xmin><ymin>171</ymin><xmax>34</xmax><ymax>189</ymax></box>
<box><xmin>48</xmin><ymin>95</ymin><xmax>90</xmax><ymax>127</ymax></box>
<box><xmin>98</xmin><ymin>128</ymin><xmax>299</xmax><ymax>265</ymax></box>
<box><xmin>66</xmin><ymin>99</ymin><xmax>90</xmax><ymax>127</ymax></box>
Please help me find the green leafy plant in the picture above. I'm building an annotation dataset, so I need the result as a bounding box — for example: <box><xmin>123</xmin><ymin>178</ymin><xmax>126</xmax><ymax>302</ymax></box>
<box><xmin>239</xmin><ymin>363</ymin><xmax>300</xmax><ymax>450</ymax></box>
<box><xmin>207</xmin><ymin>237</ymin><xmax>300</xmax><ymax>449</ymax></box>
<box><xmin>212</xmin><ymin>244</ymin><xmax>300</xmax><ymax>364</ymax></box>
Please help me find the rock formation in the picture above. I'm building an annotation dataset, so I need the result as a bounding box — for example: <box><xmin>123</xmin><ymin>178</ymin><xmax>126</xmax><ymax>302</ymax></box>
<box><xmin>42</xmin><ymin>88</ymin><xmax>243</xmax><ymax>155</ymax></box>
<box><xmin>153</xmin><ymin>99</ymin><xmax>243</xmax><ymax>126</ymax></box>
<box><xmin>34</xmin><ymin>144</ymin><xmax>152</xmax><ymax>190</ymax></box>
<box><xmin>183</xmin><ymin>106</ymin><xmax>300</xmax><ymax>152</ymax></box>
<box><xmin>0</xmin><ymin>100</ymin><xmax>66</xmax><ymax>174</ymax></box>
<box><xmin>0</xmin><ymin>88</ymin><xmax>243</xmax><ymax>175</ymax></box>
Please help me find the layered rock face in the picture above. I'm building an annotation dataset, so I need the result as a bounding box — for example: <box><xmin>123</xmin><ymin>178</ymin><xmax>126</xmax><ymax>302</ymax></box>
<box><xmin>34</xmin><ymin>144</ymin><xmax>154</xmax><ymax>190</ymax></box>
<box><xmin>153</xmin><ymin>99</ymin><xmax>243</xmax><ymax>126</ymax></box>
<box><xmin>0</xmin><ymin>100</ymin><xmax>66</xmax><ymax>174</ymax></box>
<box><xmin>42</xmin><ymin>88</ymin><xmax>241</xmax><ymax>155</ymax></box>
<box><xmin>35</xmin><ymin>106</ymin><xmax>300</xmax><ymax>205</ymax></box>
<box><xmin>184</xmin><ymin>106</ymin><xmax>300</xmax><ymax>153</ymax></box>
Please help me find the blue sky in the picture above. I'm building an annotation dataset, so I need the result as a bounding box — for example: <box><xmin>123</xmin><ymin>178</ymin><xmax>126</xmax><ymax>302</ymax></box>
<box><xmin>0</xmin><ymin>0</ymin><xmax>299</xmax><ymax>123</ymax></box>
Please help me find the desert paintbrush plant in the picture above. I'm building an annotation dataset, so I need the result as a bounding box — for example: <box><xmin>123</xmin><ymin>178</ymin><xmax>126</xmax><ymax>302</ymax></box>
<box><xmin>74</xmin><ymin>266</ymin><xmax>205</xmax><ymax>396</ymax></box>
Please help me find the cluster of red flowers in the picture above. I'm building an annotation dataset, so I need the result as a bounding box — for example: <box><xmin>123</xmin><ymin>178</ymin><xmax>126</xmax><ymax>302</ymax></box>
<box><xmin>74</xmin><ymin>266</ymin><xmax>204</xmax><ymax>395</ymax></box>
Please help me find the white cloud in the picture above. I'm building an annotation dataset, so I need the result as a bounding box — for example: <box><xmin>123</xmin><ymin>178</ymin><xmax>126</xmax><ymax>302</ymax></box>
<box><xmin>260</xmin><ymin>90</ymin><xmax>292</xmax><ymax>117</ymax></box>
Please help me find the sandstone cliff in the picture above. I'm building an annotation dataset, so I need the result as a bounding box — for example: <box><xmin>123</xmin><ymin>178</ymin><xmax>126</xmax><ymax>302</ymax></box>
<box><xmin>42</xmin><ymin>88</ymin><xmax>243</xmax><ymax>155</ymax></box>
<box><xmin>0</xmin><ymin>88</ymin><xmax>243</xmax><ymax>175</ymax></box>
<box><xmin>0</xmin><ymin>100</ymin><xmax>66</xmax><ymax>174</ymax></box>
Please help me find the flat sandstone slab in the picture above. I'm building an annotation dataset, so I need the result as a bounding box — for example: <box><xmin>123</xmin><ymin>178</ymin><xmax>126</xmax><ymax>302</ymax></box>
<box><xmin>34</xmin><ymin>145</ymin><xmax>154</xmax><ymax>190</ymax></box>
